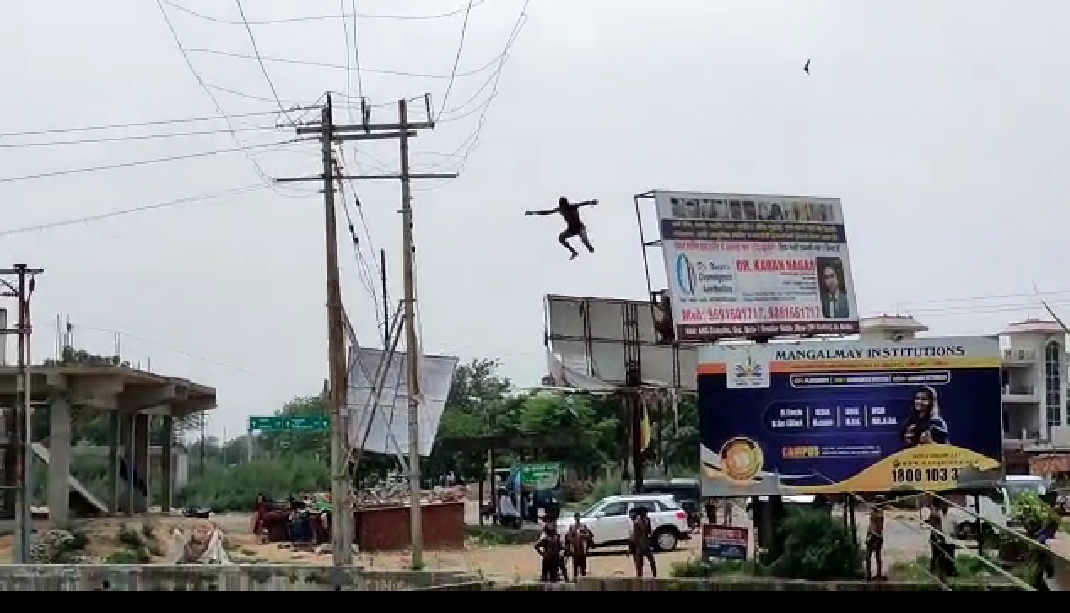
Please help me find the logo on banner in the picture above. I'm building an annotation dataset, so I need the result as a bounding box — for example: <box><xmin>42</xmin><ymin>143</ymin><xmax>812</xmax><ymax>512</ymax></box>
<box><xmin>727</xmin><ymin>351</ymin><xmax>770</xmax><ymax>389</ymax></box>
<box><xmin>675</xmin><ymin>254</ymin><xmax>696</xmax><ymax>296</ymax></box>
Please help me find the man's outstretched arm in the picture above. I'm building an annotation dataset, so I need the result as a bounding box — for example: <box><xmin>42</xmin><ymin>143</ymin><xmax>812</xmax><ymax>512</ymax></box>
<box><xmin>524</xmin><ymin>209</ymin><xmax>557</xmax><ymax>216</ymax></box>
<box><xmin>575</xmin><ymin>199</ymin><xmax>599</xmax><ymax>207</ymax></box>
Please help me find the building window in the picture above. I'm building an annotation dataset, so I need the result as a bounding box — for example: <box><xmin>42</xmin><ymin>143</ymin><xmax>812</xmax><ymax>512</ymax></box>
<box><xmin>1045</xmin><ymin>340</ymin><xmax>1062</xmax><ymax>430</ymax></box>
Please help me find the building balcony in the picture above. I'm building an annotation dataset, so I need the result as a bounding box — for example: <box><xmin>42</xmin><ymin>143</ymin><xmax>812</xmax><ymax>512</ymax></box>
<box><xmin>1002</xmin><ymin>348</ymin><xmax>1037</xmax><ymax>366</ymax></box>
<box><xmin>1002</xmin><ymin>384</ymin><xmax>1039</xmax><ymax>402</ymax></box>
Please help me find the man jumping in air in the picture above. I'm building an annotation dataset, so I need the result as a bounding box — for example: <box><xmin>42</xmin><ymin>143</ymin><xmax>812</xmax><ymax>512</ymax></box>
<box><xmin>525</xmin><ymin>197</ymin><xmax>598</xmax><ymax>259</ymax></box>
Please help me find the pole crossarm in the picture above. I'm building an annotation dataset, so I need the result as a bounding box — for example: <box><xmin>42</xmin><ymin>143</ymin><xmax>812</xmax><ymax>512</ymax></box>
<box><xmin>275</xmin><ymin>173</ymin><xmax>457</xmax><ymax>183</ymax></box>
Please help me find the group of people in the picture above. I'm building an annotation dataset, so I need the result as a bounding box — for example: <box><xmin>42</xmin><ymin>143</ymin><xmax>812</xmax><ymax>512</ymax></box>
<box><xmin>533</xmin><ymin>507</ymin><xmax>659</xmax><ymax>583</ymax></box>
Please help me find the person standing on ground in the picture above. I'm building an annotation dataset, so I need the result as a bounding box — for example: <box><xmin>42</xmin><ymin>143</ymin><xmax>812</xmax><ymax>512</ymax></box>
<box><xmin>926</xmin><ymin>500</ymin><xmax>956</xmax><ymax>579</ymax></box>
<box><xmin>524</xmin><ymin>197</ymin><xmax>598</xmax><ymax>260</ymax></box>
<box><xmin>534</xmin><ymin>524</ymin><xmax>564</xmax><ymax>582</ymax></box>
<box><xmin>865</xmin><ymin>500</ymin><xmax>885</xmax><ymax>581</ymax></box>
<box><xmin>630</xmin><ymin>507</ymin><xmax>657</xmax><ymax>578</ymax></box>
<box><xmin>565</xmin><ymin>512</ymin><xmax>594</xmax><ymax>580</ymax></box>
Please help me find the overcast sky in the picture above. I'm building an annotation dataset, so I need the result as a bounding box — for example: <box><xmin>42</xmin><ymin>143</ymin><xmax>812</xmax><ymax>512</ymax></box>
<box><xmin>1</xmin><ymin>0</ymin><xmax>1068</xmax><ymax>439</ymax></box>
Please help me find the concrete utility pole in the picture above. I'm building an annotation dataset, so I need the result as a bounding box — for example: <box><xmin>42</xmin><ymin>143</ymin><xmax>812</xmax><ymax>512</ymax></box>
<box><xmin>282</xmin><ymin>94</ymin><xmax>456</xmax><ymax>569</ymax></box>
<box><xmin>0</xmin><ymin>264</ymin><xmax>43</xmax><ymax>563</ymax></box>
<box><xmin>321</xmin><ymin>95</ymin><xmax>353</xmax><ymax>567</ymax></box>
<box><xmin>276</xmin><ymin>94</ymin><xmax>352</xmax><ymax>566</ymax></box>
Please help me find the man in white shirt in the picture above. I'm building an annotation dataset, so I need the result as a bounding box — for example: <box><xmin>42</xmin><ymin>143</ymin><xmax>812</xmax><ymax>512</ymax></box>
<box><xmin>497</xmin><ymin>489</ymin><xmax>521</xmax><ymax>528</ymax></box>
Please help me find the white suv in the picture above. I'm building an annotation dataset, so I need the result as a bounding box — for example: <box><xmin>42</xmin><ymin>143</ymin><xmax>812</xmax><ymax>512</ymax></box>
<box><xmin>556</xmin><ymin>494</ymin><xmax>691</xmax><ymax>552</ymax></box>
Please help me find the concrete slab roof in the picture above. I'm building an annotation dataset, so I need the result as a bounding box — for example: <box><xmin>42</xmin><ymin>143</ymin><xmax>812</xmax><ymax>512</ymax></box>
<box><xmin>0</xmin><ymin>365</ymin><xmax>216</xmax><ymax>415</ymax></box>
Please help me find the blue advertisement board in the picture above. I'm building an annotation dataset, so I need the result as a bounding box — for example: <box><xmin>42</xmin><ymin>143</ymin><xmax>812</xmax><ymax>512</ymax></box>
<box><xmin>699</xmin><ymin>337</ymin><xmax>1003</xmax><ymax>496</ymax></box>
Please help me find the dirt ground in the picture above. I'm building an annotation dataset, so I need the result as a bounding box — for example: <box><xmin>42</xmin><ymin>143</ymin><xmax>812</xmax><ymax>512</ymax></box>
<box><xmin>0</xmin><ymin>512</ymin><xmax>698</xmax><ymax>580</ymax></box>
<box><xmin>0</xmin><ymin>506</ymin><xmax>928</xmax><ymax>579</ymax></box>
<box><xmin>226</xmin><ymin>527</ymin><xmax>701</xmax><ymax>580</ymax></box>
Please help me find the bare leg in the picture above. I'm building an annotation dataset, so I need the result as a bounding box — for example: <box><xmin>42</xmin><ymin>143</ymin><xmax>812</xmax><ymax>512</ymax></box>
<box><xmin>558</xmin><ymin>230</ymin><xmax>579</xmax><ymax>259</ymax></box>
<box><xmin>578</xmin><ymin>227</ymin><xmax>594</xmax><ymax>253</ymax></box>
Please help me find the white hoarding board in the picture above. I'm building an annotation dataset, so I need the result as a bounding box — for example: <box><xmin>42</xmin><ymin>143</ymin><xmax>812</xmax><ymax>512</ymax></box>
<box><xmin>654</xmin><ymin>191</ymin><xmax>860</xmax><ymax>341</ymax></box>
<box><xmin>543</xmin><ymin>294</ymin><xmax>698</xmax><ymax>391</ymax></box>
<box><xmin>346</xmin><ymin>348</ymin><xmax>458</xmax><ymax>458</ymax></box>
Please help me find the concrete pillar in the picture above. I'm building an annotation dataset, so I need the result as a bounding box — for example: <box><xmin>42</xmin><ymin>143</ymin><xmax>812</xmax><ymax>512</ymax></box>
<box><xmin>133</xmin><ymin>413</ymin><xmax>150</xmax><ymax>513</ymax></box>
<box><xmin>47</xmin><ymin>396</ymin><xmax>72</xmax><ymax>527</ymax></box>
<box><xmin>161</xmin><ymin>414</ymin><xmax>174</xmax><ymax>513</ymax></box>
<box><xmin>108</xmin><ymin>412</ymin><xmax>120</xmax><ymax>515</ymax></box>
<box><xmin>118</xmin><ymin>413</ymin><xmax>133</xmax><ymax>516</ymax></box>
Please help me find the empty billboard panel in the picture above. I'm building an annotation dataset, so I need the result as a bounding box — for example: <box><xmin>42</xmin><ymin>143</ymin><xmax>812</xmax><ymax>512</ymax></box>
<box><xmin>347</xmin><ymin>348</ymin><xmax>459</xmax><ymax>458</ymax></box>
<box><xmin>544</xmin><ymin>294</ymin><xmax>697</xmax><ymax>391</ymax></box>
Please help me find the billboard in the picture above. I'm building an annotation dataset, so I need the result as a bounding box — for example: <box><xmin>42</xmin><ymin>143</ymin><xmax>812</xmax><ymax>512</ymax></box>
<box><xmin>699</xmin><ymin>336</ymin><xmax>1003</xmax><ymax>496</ymax></box>
<box><xmin>347</xmin><ymin>347</ymin><xmax>458</xmax><ymax>458</ymax></box>
<box><xmin>543</xmin><ymin>294</ymin><xmax>697</xmax><ymax>391</ymax></box>
<box><xmin>653</xmin><ymin>191</ymin><xmax>859</xmax><ymax>341</ymax></box>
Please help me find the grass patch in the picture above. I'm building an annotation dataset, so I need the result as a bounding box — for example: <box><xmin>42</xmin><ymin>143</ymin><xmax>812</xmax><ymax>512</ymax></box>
<box><xmin>465</xmin><ymin>525</ymin><xmax>538</xmax><ymax>546</ymax></box>
<box><xmin>670</xmin><ymin>557</ymin><xmax>760</xmax><ymax>578</ymax></box>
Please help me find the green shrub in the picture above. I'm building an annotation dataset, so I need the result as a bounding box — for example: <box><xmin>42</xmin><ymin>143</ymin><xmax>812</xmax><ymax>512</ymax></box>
<box><xmin>766</xmin><ymin>509</ymin><xmax>862</xmax><ymax>580</ymax></box>
<box><xmin>465</xmin><ymin>525</ymin><xmax>537</xmax><ymax>546</ymax></box>
<box><xmin>587</xmin><ymin>477</ymin><xmax>622</xmax><ymax>503</ymax></box>
<box><xmin>670</xmin><ymin>557</ymin><xmax>758</xmax><ymax>578</ymax></box>
<box><xmin>106</xmin><ymin>548</ymin><xmax>149</xmax><ymax>564</ymax></box>
<box><xmin>117</xmin><ymin>524</ymin><xmax>145</xmax><ymax>550</ymax></box>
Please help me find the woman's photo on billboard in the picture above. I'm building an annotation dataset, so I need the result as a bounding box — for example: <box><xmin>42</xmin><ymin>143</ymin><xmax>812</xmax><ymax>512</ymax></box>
<box><xmin>902</xmin><ymin>386</ymin><xmax>949</xmax><ymax>448</ymax></box>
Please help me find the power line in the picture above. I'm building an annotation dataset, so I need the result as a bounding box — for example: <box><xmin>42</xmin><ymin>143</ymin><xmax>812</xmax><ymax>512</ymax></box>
<box><xmin>58</xmin><ymin>320</ymin><xmax>270</xmax><ymax>379</ymax></box>
<box><xmin>235</xmin><ymin>0</ymin><xmax>296</xmax><ymax>124</ymax></box>
<box><xmin>898</xmin><ymin>289</ymin><xmax>1070</xmax><ymax>307</ymax></box>
<box><xmin>156</xmin><ymin>0</ymin><xmax>312</xmax><ymax>199</ymax></box>
<box><xmin>0</xmin><ymin>139</ymin><xmax>292</xmax><ymax>185</ymax></box>
<box><xmin>0</xmin><ymin>184</ymin><xmax>267</xmax><ymax>237</ymax></box>
<box><xmin>162</xmin><ymin>0</ymin><xmax>487</xmax><ymax>24</ymax></box>
<box><xmin>341</xmin><ymin>0</ymin><xmax>364</xmax><ymax>101</ymax></box>
<box><xmin>436</xmin><ymin>0</ymin><xmax>476</xmax><ymax>118</ymax></box>
<box><xmin>0</xmin><ymin>124</ymin><xmax>281</xmax><ymax>148</ymax></box>
<box><xmin>0</xmin><ymin>109</ymin><xmax>284</xmax><ymax>139</ymax></box>
<box><xmin>416</xmin><ymin>0</ymin><xmax>530</xmax><ymax>187</ymax></box>
<box><xmin>186</xmin><ymin>47</ymin><xmax>507</xmax><ymax>79</ymax></box>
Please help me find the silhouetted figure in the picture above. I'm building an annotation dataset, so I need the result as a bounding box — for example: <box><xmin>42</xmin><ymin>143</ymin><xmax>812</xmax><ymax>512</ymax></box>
<box><xmin>525</xmin><ymin>197</ymin><xmax>598</xmax><ymax>259</ymax></box>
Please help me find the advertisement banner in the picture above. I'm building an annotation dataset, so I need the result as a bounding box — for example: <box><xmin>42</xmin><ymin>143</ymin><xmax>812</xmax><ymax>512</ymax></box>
<box><xmin>699</xmin><ymin>336</ymin><xmax>1003</xmax><ymax>496</ymax></box>
<box><xmin>653</xmin><ymin>191</ymin><xmax>859</xmax><ymax>341</ymax></box>
<box><xmin>702</xmin><ymin>524</ymin><xmax>748</xmax><ymax>560</ymax></box>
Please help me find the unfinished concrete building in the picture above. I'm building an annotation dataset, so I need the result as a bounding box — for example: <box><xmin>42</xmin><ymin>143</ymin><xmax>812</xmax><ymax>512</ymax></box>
<box><xmin>0</xmin><ymin>364</ymin><xmax>216</xmax><ymax>525</ymax></box>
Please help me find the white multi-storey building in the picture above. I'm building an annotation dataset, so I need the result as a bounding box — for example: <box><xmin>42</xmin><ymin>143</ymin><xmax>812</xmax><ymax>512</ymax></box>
<box><xmin>859</xmin><ymin>315</ymin><xmax>1070</xmax><ymax>472</ymax></box>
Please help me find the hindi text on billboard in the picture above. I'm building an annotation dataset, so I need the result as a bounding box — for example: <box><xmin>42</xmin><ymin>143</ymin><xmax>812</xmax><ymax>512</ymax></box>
<box><xmin>654</xmin><ymin>191</ymin><xmax>859</xmax><ymax>341</ymax></box>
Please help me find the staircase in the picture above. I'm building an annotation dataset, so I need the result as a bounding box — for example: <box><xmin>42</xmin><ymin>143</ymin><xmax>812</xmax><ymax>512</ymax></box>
<box><xmin>31</xmin><ymin>442</ymin><xmax>109</xmax><ymax>517</ymax></box>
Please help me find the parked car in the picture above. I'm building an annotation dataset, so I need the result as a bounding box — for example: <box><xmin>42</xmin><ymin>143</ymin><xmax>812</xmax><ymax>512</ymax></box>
<box><xmin>557</xmin><ymin>493</ymin><xmax>691</xmax><ymax>552</ymax></box>
<box><xmin>642</xmin><ymin>478</ymin><xmax>701</xmax><ymax>529</ymax></box>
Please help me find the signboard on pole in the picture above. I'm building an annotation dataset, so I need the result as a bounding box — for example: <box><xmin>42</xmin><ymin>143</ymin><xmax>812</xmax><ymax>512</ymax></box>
<box><xmin>519</xmin><ymin>462</ymin><xmax>562</xmax><ymax>489</ymax></box>
<box><xmin>248</xmin><ymin>415</ymin><xmax>330</xmax><ymax>432</ymax></box>
<box><xmin>653</xmin><ymin>191</ymin><xmax>859</xmax><ymax>341</ymax></box>
<box><xmin>702</xmin><ymin>524</ymin><xmax>748</xmax><ymax>560</ymax></box>
<box><xmin>699</xmin><ymin>336</ymin><xmax>1003</xmax><ymax>496</ymax></box>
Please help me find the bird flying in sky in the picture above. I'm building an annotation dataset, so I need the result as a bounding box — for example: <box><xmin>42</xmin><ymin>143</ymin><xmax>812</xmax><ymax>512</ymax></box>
<box><xmin>804</xmin><ymin>59</ymin><xmax>811</xmax><ymax>74</ymax></box>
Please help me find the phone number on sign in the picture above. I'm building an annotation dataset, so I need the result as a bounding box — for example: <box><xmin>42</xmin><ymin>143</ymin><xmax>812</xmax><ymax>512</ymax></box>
<box><xmin>890</xmin><ymin>467</ymin><xmax>963</xmax><ymax>486</ymax></box>
<box><xmin>682</xmin><ymin>305</ymin><xmax>823</xmax><ymax>322</ymax></box>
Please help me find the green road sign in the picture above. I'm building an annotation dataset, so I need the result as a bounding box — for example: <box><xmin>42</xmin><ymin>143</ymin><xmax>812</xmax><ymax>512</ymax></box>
<box><xmin>520</xmin><ymin>462</ymin><xmax>562</xmax><ymax>490</ymax></box>
<box><xmin>248</xmin><ymin>415</ymin><xmax>330</xmax><ymax>432</ymax></box>
<box><xmin>290</xmin><ymin>415</ymin><xmax>330</xmax><ymax>431</ymax></box>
